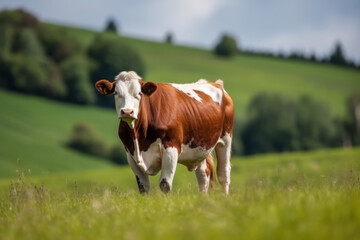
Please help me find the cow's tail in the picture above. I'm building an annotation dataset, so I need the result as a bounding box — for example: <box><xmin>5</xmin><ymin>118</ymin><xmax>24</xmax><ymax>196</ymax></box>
<box><xmin>205</xmin><ymin>154</ymin><xmax>215</xmax><ymax>189</ymax></box>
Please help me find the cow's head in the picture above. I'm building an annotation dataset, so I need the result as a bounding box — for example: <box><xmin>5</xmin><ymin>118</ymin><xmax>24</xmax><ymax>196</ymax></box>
<box><xmin>95</xmin><ymin>71</ymin><xmax>157</xmax><ymax>128</ymax></box>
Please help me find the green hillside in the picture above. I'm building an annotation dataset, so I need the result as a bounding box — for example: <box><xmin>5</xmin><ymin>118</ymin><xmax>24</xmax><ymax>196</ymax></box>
<box><xmin>0</xmin><ymin>90</ymin><xmax>117</xmax><ymax>178</ymax></box>
<box><xmin>49</xmin><ymin>24</ymin><xmax>360</xmax><ymax>117</ymax></box>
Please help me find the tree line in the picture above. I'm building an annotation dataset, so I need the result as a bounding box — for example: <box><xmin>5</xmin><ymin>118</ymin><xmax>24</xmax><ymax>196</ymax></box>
<box><xmin>213</xmin><ymin>34</ymin><xmax>360</xmax><ymax>70</ymax></box>
<box><xmin>0</xmin><ymin>9</ymin><xmax>145</xmax><ymax>108</ymax></box>
<box><xmin>232</xmin><ymin>93</ymin><xmax>360</xmax><ymax>156</ymax></box>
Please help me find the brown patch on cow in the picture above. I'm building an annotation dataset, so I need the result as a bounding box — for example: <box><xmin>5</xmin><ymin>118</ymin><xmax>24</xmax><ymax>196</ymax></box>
<box><xmin>205</xmin><ymin>155</ymin><xmax>215</xmax><ymax>189</ymax></box>
<box><xmin>136</xmin><ymin>175</ymin><xmax>147</xmax><ymax>194</ymax></box>
<box><xmin>159</xmin><ymin>178</ymin><xmax>170</xmax><ymax>193</ymax></box>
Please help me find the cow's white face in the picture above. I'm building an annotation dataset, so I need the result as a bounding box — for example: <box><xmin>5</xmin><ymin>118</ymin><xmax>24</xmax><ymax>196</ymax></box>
<box><xmin>95</xmin><ymin>71</ymin><xmax>157</xmax><ymax>129</ymax></box>
<box><xmin>114</xmin><ymin>78</ymin><xmax>142</xmax><ymax>128</ymax></box>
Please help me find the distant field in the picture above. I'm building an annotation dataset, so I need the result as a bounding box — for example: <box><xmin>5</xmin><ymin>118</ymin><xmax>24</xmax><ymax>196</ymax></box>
<box><xmin>48</xmin><ymin>24</ymin><xmax>360</xmax><ymax>117</ymax></box>
<box><xmin>0</xmin><ymin>147</ymin><xmax>359</xmax><ymax>240</ymax></box>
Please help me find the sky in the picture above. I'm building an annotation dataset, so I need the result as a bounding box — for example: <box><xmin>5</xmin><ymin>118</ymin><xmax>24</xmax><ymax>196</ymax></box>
<box><xmin>1</xmin><ymin>0</ymin><xmax>359</xmax><ymax>63</ymax></box>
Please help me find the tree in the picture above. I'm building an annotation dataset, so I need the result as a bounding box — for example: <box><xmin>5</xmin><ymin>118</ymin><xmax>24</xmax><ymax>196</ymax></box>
<box><xmin>165</xmin><ymin>32</ymin><xmax>173</xmax><ymax>44</ymax></box>
<box><xmin>213</xmin><ymin>34</ymin><xmax>238</xmax><ymax>57</ymax></box>
<box><xmin>37</xmin><ymin>25</ymin><xmax>80</xmax><ymax>63</ymax></box>
<box><xmin>241</xmin><ymin>93</ymin><xmax>299</xmax><ymax>155</ymax></box>
<box><xmin>296</xmin><ymin>96</ymin><xmax>341</xmax><ymax>149</ymax></box>
<box><xmin>12</xmin><ymin>27</ymin><xmax>45</xmax><ymax>58</ymax></box>
<box><xmin>329</xmin><ymin>42</ymin><xmax>347</xmax><ymax>66</ymax></box>
<box><xmin>7</xmin><ymin>54</ymin><xmax>47</xmax><ymax>93</ymax></box>
<box><xmin>88</xmin><ymin>35</ymin><xmax>145</xmax><ymax>107</ymax></box>
<box><xmin>241</xmin><ymin>93</ymin><xmax>341</xmax><ymax>155</ymax></box>
<box><xmin>60</xmin><ymin>55</ymin><xmax>95</xmax><ymax>104</ymax></box>
<box><xmin>104</xmin><ymin>18</ymin><xmax>118</xmax><ymax>33</ymax></box>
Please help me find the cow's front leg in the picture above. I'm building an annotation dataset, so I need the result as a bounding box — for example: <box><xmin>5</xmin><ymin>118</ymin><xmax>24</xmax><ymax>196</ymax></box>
<box><xmin>159</xmin><ymin>147</ymin><xmax>178</xmax><ymax>193</ymax></box>
<box><xmin>126</xmin><ymin>152</ymin><xmax>150</xmax><ymax>194</ymax></box>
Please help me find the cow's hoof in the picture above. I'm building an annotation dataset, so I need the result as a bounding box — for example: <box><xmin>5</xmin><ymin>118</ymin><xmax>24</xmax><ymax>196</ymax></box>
<box><xmin>159</xmin><ymin>179</ymin><xmax>170</xmax><ymax>193</ymax></box>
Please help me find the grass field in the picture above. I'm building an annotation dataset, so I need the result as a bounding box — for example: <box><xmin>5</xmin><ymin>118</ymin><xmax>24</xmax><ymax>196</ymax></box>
<box><xmin>1</xmin><ymin>23</ymin><xmax>360</xmax><ymax>240</ymax></box>
<box><xmin>0</xmin><ymin>147</ymin><xmax>359</xmax><ymax>240</ymax></box>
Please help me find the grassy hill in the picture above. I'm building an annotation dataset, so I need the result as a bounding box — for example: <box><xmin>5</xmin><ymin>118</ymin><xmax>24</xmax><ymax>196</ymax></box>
<box><xmin>0</xmin><ymin>90</ymin><xmax>117</xmax><ymax>178</ymax></box>
<box><xmin>49</xmin><ymin>24</ymin><xmax>360</xmax><ymax>117</ymax></box>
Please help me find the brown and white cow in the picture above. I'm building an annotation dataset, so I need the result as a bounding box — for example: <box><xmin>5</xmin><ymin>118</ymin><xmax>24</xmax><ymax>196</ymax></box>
<box><xmin>95</xmin><ymin>71</ymin><xmax>234</xmax><ymax>194</ymax></box>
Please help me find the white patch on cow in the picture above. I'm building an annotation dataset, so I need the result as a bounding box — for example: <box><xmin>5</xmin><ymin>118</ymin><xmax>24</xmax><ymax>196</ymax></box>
<box><xmin>215</xmin><ymin>133</ymin><xmax>232</xmax><ymax>195</ymax></box>
<box><xmin>132</xmin><ymin>138</ymin><xmax>148</xmax><ymax>173</ymax></box>
<box><xmin>171</xmin><ymin>79</ymin><xmax>223</xmax><ymax>105</ymax></box>
<box><xmin>178</xmin><ymin>140</ymin><xmax>213</xmax><ymax>166</ymax></box>
<box><xmin>113</xmin><ymin>71</ymin><xmax>143</xmax><ymax>128</ymax></box>
<box><xmin>141</xmin><ymin>139</ymin><xmax>162</xmax><ymax>175</ymax></box>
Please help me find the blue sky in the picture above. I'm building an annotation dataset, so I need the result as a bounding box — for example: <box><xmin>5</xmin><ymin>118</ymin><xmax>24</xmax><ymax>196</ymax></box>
<box><xmin>1</xmin><ymin>0</ymin><xmax>359</xmax><ymax>63</ymax></box>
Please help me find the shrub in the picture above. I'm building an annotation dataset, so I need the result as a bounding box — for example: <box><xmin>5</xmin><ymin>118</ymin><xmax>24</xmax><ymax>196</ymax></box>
<box><xmin>242</xmin><ymin>93</ymin><xmax>299</xmax><ymax>155</ymax></box>
<box><xmin>60</xmin><ymin>55</ymin><xmax>95</xmax><ymax>104</ymax></box>
<box><xmin>241</xmin><ymin>93</ymin><xmax>342</xmax><ymax>155</ymax></box>
<box><xmin>214</xmin><ymin>34</ymin><xmax>238</xmax><ymax>57</ymax></box>
<box><xmin>110</xmin><ymin>145</ymin><xmax>128</xmax><ymax>165</ymax></box>
<box><xmin>343</xmin><ymin>94</ymin><xmax>360</xmax><ymax>146</ymax></box>
<box><xmin>296</xmin><ymin>96</ymin><xmax>342</xmax><ymax>149</ymax></box>
<box><xmin>67</xmin><ymin>122</ymin><xmax>110</xmax><ymax>159</ymax></box>
<box><xmin>88</xmin><ymin>35</ymin><xmax>146</xmax><ymax>107</ymax></box>
<box><xmin>231</xmin><ymin>118</ymin><xmax>243</xmax><ymax>156</ymax></box>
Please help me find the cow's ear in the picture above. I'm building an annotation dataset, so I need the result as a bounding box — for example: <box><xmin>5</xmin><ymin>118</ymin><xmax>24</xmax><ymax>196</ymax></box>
<box><xmin>95</xmin><ymin>79</ymin><xmax>116</xmax><ymax>95</ymax></box>
<box><xmin>141</xmin><ymin>81</ymin><xmax>157</xmax><ymax>96</ymax></box>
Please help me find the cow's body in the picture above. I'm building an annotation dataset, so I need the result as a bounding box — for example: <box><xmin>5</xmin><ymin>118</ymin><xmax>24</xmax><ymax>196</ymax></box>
<box><xmin>95</xmin><ymin>71</ymin><xmax>234</xmax><ymax>194</ymax></box>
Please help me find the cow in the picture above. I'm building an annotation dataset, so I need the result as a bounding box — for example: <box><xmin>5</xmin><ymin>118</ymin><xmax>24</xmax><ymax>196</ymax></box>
<box><xmin>95</xmin><ymin>71</ymin><xmax>234</xmax><ymax>194</ymax></box>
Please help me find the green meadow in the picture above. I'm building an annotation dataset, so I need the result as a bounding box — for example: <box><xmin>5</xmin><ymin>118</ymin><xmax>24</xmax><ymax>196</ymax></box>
<box><xmin>0</xmin><ymin>147</ymin><xmax>359</xmax><ymax>240</ymax></box>
<box><xmin>0</xmin><ymin>90</ymin><xmax>360</xmax><ymax>240</ymax></box>
<box><xmin>1</xmin><ymin>24</ymin><xmax>360</xmax><ymax>240</ymax></box>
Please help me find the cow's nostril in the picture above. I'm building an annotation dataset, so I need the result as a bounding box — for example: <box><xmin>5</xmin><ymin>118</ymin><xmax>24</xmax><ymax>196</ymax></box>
<box><xmin>121</xmin><ymin>109</ymin><xmax>134</xmax><ymax>116</ymax></box>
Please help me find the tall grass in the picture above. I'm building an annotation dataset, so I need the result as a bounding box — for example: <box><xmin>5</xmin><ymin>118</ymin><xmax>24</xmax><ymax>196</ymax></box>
<box><xmin>0</xmin><ymin>148</ymin><xmax>359</xmax><ymax>240</ymax></box>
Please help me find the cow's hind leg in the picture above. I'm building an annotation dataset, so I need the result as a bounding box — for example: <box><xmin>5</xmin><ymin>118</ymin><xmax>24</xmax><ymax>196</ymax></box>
<box><xmin>195</xmin><ymin>155</ymin><xmax>215</xmax><ymax>193</ymax></box>
<box><xmin>215</xmin><ymin>134</ymin><xmax>232</xmax><ymax>195</ymax></box>
<box><xmin>127</xmin><ymin>153</ymin><xmax>150</xmax><ymax>194</ymax></box>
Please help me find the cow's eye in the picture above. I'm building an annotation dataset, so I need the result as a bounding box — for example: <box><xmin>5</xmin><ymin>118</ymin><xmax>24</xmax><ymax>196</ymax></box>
<box><xmin>139</xmin><ymin>92</ymin><xmax>142</xmax><ymax>96</ymax></box>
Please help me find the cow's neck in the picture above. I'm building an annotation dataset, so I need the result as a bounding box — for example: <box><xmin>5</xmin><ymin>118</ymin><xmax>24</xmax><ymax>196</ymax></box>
<box><xmin>120</xmin><ymin>95</ymin><xmax>155</xmax><ymax>173</ymax></box>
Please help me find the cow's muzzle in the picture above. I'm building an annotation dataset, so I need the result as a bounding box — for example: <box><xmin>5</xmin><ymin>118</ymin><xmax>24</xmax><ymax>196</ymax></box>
<box><xmin>120</xmin><ymin>108</ymin><xmax>135</xmax><ymax>119</ymax></box>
